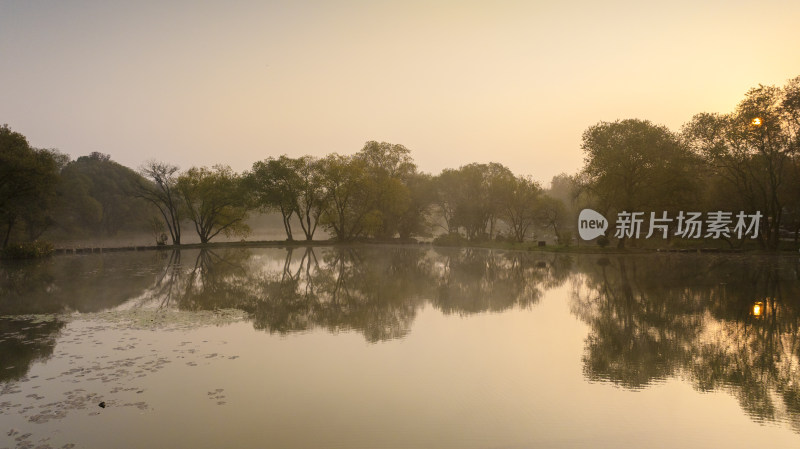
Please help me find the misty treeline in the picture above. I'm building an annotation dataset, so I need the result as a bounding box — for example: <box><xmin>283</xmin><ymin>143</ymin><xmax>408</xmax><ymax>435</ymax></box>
<box><xmin>133</xmin><ymin>145</ymin><xmax>575</xmax><ymax>246</ymax></box>
<box><xmin>2</xmin><ymin>75</ymin><xmax>799</xmax><ymax>250</ymax></box>
<box><xmin>0</xmin><ymin>134</ymin><xmax>155</xmax><ymax>249</ymax></box>
<box><xmin>0</xmin><ymin>128</ymin><xmax>573</xmax><ymax>248</ymax></box>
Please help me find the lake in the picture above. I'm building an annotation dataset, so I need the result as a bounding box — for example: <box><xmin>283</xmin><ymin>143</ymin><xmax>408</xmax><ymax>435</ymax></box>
<box><xmin>2</xmin><ymin>246</ymin><xmax>800</xmax><ymax>448</ymax></box>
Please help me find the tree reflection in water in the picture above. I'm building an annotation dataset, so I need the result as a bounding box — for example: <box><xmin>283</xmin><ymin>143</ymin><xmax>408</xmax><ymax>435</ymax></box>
<box><xmin>0</xmin><ymin>317</ymin><xmax>64</xmax><ymax>383</ymax></box>
<box><xmin>432</xmin><ymin>248</ymin><xmax>572</xmax><ymax>315</ymax></box>
<box><xmin>136</xmin><ymin>247</ymin><xmax>572</xmax><ymax>342</ymax></box>
<box><xmin>0</xmin><ymin>253</ymin><xmax>161</xmax><ymax>382</ymax></box>
<box><xmin>5</xmin><ymin>248</ymin><xmax>799</xmax><ymax>432</ymax></box>
<box><xmin>571</xmin><ymin>255</ymin><xmax>800</xmax><ymax>432</ymax></box>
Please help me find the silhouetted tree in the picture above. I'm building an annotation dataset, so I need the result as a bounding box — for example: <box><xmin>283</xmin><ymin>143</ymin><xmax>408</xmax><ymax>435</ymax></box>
<box><xmin>580</xmin><ymin>119</ymin><xmax>698</xmax><ymax>247</ymax></box>
<box><xmin>683</xmin><ymin>78</ymin><xmax>800</xmax><ymax>249</ymax></box>
<box><xmin>135</xmin><ymin>160</ymin><xmax>183</xmax><ymax>244</ymax></box>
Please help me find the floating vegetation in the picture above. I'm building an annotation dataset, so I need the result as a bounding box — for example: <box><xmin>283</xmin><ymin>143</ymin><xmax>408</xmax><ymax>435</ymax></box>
<box><xmin>0</xmin><ymin>310</ymin><xmax>244</xmax><ymax>448</ymax></box>
<box><xmin>74</xmin><ymin>308</ymin><xmax>249</xmax><ymax>331</ymax></box>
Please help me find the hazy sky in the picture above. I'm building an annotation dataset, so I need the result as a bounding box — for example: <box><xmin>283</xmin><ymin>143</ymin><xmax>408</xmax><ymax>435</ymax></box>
<box><xmin>2</xmin><ymin>0</ymin><xmax>799</xmax><ymax>184</ymax></box>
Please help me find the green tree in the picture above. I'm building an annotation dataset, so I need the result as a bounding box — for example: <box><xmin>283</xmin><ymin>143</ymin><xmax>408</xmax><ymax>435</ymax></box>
<box><xmin>177</xmin><ymin>165</ymin><xmax>251</xmax><ymax>244</ymax></box>
<box><xmin>57</xmin><ymin>152</ymin><xmax>153</xmax><ymax>236</ymax></box>
<box><xmin>396</xmin><ymin>172</ymin><xmax>435</xmax><ymax>239</ymax></box>
<box><xmin>580</xmin><ymin>119</ymin><xmax>697</xmax><ymax>247</ymax></box>
<box><xmin>432</xmin><ymin>169</ymin><xmax>462</xmax><ymax>234</ymax></box>
<box><xmin>484</xmin><ymin>163</ymin><xmax>517</xmax><ymax>239</ymax></box>
<box><xmin>294</xmin><ymin>156</ymin><xmax>325</xmax><ymax>240</ymax></box>
<box><xmin>353</xmin><ymin>141</ymin><xmax>418</xmax><ymax>238</ymax></box>
<box><xmin>248</xmin><ymin>155</ymin><xmax>325</xmax><ymax>241</ymax></box>
<box><xmin>0</xmin><ymin>125</ymin><xmax>63</xmax><ymax>247</ymax></box>
<box><xmin>318</xmin><ymin>154</ymin><xmax>370</xmax><ymax>240</ymax></box>
<box><xmin>433</xmin><ymin>162</ymin><xmax>516</xmax><ymax>240</ymax></box>
<box><xmin>250</xmin><ymin>156</ymin><xmax>302</xmax><ymax>241</ymax></box>
<box><xmin>500</xmin><ymin>175</ymin><xmax>542</xmax><ymax>242</ymax></box>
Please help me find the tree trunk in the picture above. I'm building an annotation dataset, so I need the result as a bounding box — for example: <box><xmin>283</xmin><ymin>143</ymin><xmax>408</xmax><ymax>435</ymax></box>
<box><xmin>3</xmin><ymin>216</ymin><xmax>16</xmax><ymax>248</ymax></box>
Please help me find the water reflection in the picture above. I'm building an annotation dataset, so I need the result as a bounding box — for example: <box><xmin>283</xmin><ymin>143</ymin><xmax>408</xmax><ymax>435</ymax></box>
<box><xmin>432</xmin><ymin>248</ymin><xmax>570</xmax><ymax>315</ymax></box>
<box><xmin>0</xmin><ymin>253</ymin><xmax>160</xmax><ymax>314</ymax></box>
<box><xmin>571</xmin><ymin>255</ymin><xmax>800</xmax><ymax>431</ymax></box>
<box><xmin>251</xmin><ymin>247</ymin><xmax>429</xmax><ymax>341</ymax></box>
<box><xmin>127</xmin><ymin>247</ymin><xmax>571</xmax><ymax>342</ymax></box>
<box><xmin>0</xmin><ymin>317</ymin><xmax>64</xmax><ymax>383</ymax></box>
<box><xmin>2</xmin><ymin>248</ymin><xmax>800</xmax><ymax>433</ymax></box>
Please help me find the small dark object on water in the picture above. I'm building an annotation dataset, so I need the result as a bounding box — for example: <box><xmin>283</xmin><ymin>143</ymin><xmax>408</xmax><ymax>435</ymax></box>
<box><xmin>98</xmin><ymin>401</ymin><xmax>106</xmax><ymax>408</ymax></box>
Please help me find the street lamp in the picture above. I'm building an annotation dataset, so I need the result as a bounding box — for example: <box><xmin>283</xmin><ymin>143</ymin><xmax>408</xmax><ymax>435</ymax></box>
<box><xmin>752</xmin><ymin>301</ymin><xmax>764</xmax><ymax>317</ymax></box>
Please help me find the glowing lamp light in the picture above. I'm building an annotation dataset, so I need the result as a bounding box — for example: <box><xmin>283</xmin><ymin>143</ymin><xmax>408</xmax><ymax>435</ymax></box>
<box><xmin>752</xmin><ymin>301</ymin><xmax>764</xmax><ymax>317</ymax></box>
<box><xmin>751</xmin><ymin>117</ymin><xmax>763</xmax><ymax>127</ymax></box>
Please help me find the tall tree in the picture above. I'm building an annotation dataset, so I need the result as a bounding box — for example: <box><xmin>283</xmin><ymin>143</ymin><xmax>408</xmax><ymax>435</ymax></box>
<box><xmin>580</xmin><ymin>119</ymin><xmax>697</xmax><ymax>247</ymax></box>
<box><xmin>484</xmin><ymin>163</ymin><xmax>517</xmax><ymax>239</ymax></box>
<box><xmin>294</xmin><ymin>156</ymin><xmax>325</xmax><ymax>240</ymax></box>
<box><xmin>318</xmin><ymin>154</ymin><xmax>370</xmax><ymax>240</ymax></box>
<box><xmin>683</xmin><ymin>79</ymin><xmax>799</xmax><ymax>249</ymax></box>
<box><xmin>432</xmin><ymin>169</ymin><xmax>462</xmax><ymax>234</ymax></box>
<box><xmin>248</xmin><ymin>155</ymin><xmax>325</xmax><ymax>241</ymax></box>
<box><xmin>536</xmin><ymin>195</ymin><xmax>568</xmax><ymax>244</ymax></box>
<box><xmin>0</xmin><ymin>125</ymin><xmax>63</xmax><ymax>247</ymax></box>
<box><xmin>353</xmin><ymin>141</ymin><xmax>417</xmax><ymax>238</ymax></box>
<box><xmin>434</xmin><ymin>162</ymin><xmax>516</xmax><ymax>240</ymax></box>
<box><xmin>249</xmin><ymin>156</ymin><xmax>303</xmax><ymax>241</ymax></box>
<box><xmin>396</xmin><ymin>172</ymin><xmax>435</xmax><ymax>240</ymax></box>
<box><xmin>500</xmin><ymin>175</ymin><xmax>542</xmax><ymax>243</ymax></box>
<box><xmin>177</xmin><ymin>165</ymin><xmax>251</xmax><ymax>244</ymax></box>
<box><xmin>544</xmin><ymin>174</ymin><xmax>580</xmax><ymax>243</ymax></box>
<box><xmin>135</xmin><ymin>161</ymin><xmax>183</xmax><ymax>245</ymax></box>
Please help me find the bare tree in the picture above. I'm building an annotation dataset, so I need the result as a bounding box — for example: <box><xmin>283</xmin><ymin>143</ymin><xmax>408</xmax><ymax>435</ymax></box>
<box><xmin>135</xmin><ymin>160</ymin><xmax>182</xmax><ymax>245</ymax></box>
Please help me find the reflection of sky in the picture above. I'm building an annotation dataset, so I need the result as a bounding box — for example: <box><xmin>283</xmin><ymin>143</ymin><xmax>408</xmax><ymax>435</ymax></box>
<box><xmin>3</xmin><ymin>249</ymin><xmax>800</xmax><ymax>446</ymax></box>
<box><xmin>2</xmin><ymin>1</ymin><xmax>799</xmax><ymax>182</ymax></box>
<box><xmin>2</xmin><ymin>287</ymin><xmax>799</xmax><ymax>448</ymax></box>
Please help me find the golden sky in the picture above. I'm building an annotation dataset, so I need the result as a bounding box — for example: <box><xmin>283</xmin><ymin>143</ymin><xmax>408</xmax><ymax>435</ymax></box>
<box><xmin>2</xmin><ymin>0</ymin><xmax>798</xmax><ymax>184</ymax></box>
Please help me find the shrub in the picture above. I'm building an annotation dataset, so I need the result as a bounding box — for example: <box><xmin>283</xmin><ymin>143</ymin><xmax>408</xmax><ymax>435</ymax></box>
<box><xmin>1</xmin><ymin>241</ymin><xmax>55</xmax><ymax>259</ymax></box>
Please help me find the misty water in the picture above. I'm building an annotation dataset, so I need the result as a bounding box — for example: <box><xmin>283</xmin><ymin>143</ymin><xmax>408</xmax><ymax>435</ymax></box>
<box><xmin>2</xmin><ymin>246</ymin><xmax>800</xmax><ymax>449</ymax></box>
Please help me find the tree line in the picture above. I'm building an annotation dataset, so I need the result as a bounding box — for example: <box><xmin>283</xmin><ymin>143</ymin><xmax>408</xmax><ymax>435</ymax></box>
<box><xmin>578</xmin><ymin>75</ymin><xmax>800</xmax><ymax>249</ymax></box>
<box><xmin>0</xmin><ymin>130</ymin><xmax>569</xmax><ymax>249</ymax></box>
<box><xmin>132</xmin><ymin>141</ymin><xmax>570</xmax><ymax>245</ymax></box>
<box><xmin>2</xmin><ymin>74</ymin><xmax>799</xmax><ymax>251</ymax></box>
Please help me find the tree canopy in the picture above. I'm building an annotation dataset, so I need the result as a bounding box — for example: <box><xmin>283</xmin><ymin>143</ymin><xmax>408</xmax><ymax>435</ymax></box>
<box><xmin>177</xmin><ymin>165</ymin><xmax>251</xmax><ymax>244</ymax></box>
<box><xmin>0</xmin><ymin>125</ymin><xmax>64</xmax><ymax>247</ymax></box>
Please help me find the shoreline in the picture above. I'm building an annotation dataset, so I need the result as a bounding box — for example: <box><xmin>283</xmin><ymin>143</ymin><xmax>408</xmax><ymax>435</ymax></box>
<box><xmin>36</xmin><ymin>239</ymin><xmax>800</xmax><ymax>257</ymax></box>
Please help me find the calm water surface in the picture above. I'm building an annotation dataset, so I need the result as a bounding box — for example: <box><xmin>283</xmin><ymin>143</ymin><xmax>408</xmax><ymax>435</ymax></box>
<box><xmin>1</xmin><ymin>246</ymin><xmax>799</xmax><ymax>448</ymax></box>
